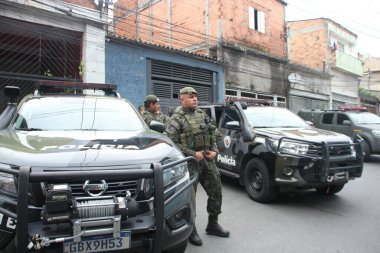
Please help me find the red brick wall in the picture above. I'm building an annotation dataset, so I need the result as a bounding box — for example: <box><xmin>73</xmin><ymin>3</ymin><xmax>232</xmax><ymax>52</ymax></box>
<box><xmin>113</xmin><ymin>0</ymin><xmax>286</xmax><ymax>58</ymax></box>
<box><xmin>114</xmin><ymin>0</ymin><xmax>138</xmax><ymax>39</ymax></box>
<box><xmin>217</xmin><ymin>0</ymin><xmax>286</xmax><ymax>57</ymax></box>
<box><xmin>64</xmin><ymin>0</ymin><xmax>97</xmax><ymax>10</ymax></box>
<box><xmin>287</xmin><ymin>19</ymin><xmax>328</xmax><ymax>71</ymax></box>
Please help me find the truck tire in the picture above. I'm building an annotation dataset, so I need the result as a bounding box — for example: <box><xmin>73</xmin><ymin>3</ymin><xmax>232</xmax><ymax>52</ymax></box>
<box><xmin>315</xmin><ymin>184</ymin><xmax>345</xmax><ymax>195</ymax></box>
<box><xmin>244</xmin><ymin>158</ymin><xmax>278</xmax><ymax>203</ymax></box>
<box><xmin>162</xmin><ymin>240</ymin><xmax>187</xmax><ymax>253</ymax></box>
<box><xmin>363</xmin><ymin>140</ymin><xmax>371</xmax><ymax>162</ymax></box>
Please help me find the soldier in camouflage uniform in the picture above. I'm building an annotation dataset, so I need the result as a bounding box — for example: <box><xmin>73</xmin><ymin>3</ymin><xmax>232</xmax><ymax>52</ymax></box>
<box><xmin>142</xmin><ymin>95</ymin><xmax>169</xmax><ymax>126</ymax></box>
<box><xmin>166</xmin><ymin>87</ymin><xmax>230</xmax><ymax>246</ymax></box>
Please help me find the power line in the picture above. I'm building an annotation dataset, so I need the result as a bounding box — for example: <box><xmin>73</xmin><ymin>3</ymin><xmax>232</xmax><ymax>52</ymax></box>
<box><xmin>0</xmin><ymin>0</ymin><xmax>372</xmax><ymax>88</ymax></box>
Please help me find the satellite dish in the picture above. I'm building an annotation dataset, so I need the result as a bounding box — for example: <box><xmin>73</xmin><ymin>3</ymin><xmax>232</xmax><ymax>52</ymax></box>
<box><xmin>288</xmin><ymin>73</ymin><xmax>302</xmax><ymax>83</ymax></box>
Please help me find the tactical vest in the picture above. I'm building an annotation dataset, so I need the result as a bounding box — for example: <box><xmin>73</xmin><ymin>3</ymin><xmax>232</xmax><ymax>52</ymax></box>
<box><xmin>177</xmin><ymin>107</ymin><xmax>214</xmax><ymax>151</ymax></box>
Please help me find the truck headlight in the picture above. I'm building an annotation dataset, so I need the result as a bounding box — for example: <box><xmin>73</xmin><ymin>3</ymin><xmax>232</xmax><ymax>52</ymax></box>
<box><xmin>279</xmin><ymin>141</ymin><xmax>309</xmax><ymax>155</ymax></box>
<box><xmin>162</xmin><ymin>156</ymin><xmax>188</xmax><ymax>188</ymax></box>
<box><xmin>372</xmin><ymin>130</ymin><xmax>380</xmax><ymax>137</ymax></box>
<box><xmin>0</xmin><ymin>172</ymin><xmax>17</xmax><ymax>196</ymax></box>
<box><xmin>267</xmin><ymin>139</ymin><xmax>309</xmax><ymax>155</ymax></box>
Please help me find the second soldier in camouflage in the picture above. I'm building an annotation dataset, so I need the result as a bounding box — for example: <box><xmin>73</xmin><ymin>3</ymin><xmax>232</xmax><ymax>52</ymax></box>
<box><xmin>142</xmin><ymin>95</ymin><xmax>169</xmax><ymax>126</ymax></box>
<box><xmin>166</xmin><ymin>87</ymin><xmax>230</xmax><ymax>246</ymax></box>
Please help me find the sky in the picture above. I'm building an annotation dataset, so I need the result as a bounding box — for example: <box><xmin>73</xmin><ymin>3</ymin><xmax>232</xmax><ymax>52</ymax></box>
<box><xmin>285</xmin><ymin>0</ymin><xmax>380</xmax><ymax>57</ymax></box>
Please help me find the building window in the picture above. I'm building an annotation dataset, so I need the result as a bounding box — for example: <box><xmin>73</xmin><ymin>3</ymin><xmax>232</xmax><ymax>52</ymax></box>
<box><xmin>337</xmin><ymin>42</ymin><xmax>345</xmax><ymax>52</ymax></box>
<box><xmin>241</xmin><ymin>91</ymin><xmax>256</xmax><ymax>98</ymax></box>
<box><xmin>226</xmin><ymin>89</ymin><xmax>238</xmax><ymax>96</ymax></box>
<box><xmin>249</xmin><ymin>6</ymin><xmax>265</xmax><ymax>33</ymax></box>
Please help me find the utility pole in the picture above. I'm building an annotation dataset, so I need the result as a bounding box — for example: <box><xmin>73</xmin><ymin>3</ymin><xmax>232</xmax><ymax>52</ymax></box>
<box><xmin>368</xmin><ymin>68</ymin><xmax>371</xmax><ymax>90</ymax></box>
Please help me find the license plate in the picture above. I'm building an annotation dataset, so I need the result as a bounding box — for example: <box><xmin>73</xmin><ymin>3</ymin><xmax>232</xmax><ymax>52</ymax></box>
<box><xmin>63</xmin><ymin>232</ymin><xmax>130</xmax><ymax>253</ymax></box>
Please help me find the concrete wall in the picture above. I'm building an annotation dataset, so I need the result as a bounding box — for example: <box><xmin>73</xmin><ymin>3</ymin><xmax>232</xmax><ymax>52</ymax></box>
<box><xmin>288</xmin><ymin>64</ymin><xmax>331</xmax><ymax>112</ymax></box>
<box><xmin>105</xmin><ymin>39</ymin><xmax>224</xmax><ymax>107</ymax></box>
<box><xmin>222</xmin><ymin>46</ymin><xmax>288</xmax><ymax>96</ymax></box>
<box><xmin>331</xmin><ymin>69</ymin><xmax>360</xmax><ymax>104</ymax></box>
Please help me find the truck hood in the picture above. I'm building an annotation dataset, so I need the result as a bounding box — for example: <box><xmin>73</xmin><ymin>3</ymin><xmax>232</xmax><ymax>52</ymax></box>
<box><xmin>254</xmin><ymin>127</ymin><xmax>352</xmax><ymax>143</ymax></box>
<box><xmin>0</xmin><ymin>129</ymin><xmax>178</xmax><ymax>167</ymax></box>
<box><xmin>356</xmin><ymin>124</ymin><xmax>380</xmax><ymax>131</ymax></box>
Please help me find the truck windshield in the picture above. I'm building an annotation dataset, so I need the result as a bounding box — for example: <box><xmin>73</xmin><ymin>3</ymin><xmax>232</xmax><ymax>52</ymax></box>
<box><xmin>244</xmin><ymin>107</ymin><xmax>309</xmax><ymax>128</ymax></box>
<box><xmin>13</xmin><ymin>97</ymin><xmax>145</xmax><ymax>131</ymax></box>
<box><xmin>348</xmin><ymin>112</ymin><xmax>380</xmax><ymax>124</ymax></box>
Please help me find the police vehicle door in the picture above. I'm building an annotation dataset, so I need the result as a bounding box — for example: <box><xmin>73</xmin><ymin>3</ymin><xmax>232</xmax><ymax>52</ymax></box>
<box><xmin>335</xmin><ymin>113</ymin><xmax>353</xmax><ymax>137</ymax></box>
<box><xmin>215</xmin><ymin>107</ymin><xmax>241</xmax><ymax>172</ymax></box>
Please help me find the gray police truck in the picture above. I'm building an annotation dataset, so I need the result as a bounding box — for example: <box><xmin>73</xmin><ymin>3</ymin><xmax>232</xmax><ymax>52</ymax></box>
<box><xmin>298</xmin><ymin>107</ymin><xmax>380</xmax><ymax>161</ymax></box>
<box><xmin>200</xmin><ymin>100</ymin><xmax>363</xmax><ymax>203</ymax></box>
<box><xmin>0</xmin><ymin>83</ymin><xmax>197</xmax><ymax>253</ymax></box>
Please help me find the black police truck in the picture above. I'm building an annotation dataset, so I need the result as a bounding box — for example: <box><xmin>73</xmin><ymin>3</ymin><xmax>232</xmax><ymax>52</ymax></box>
<box><xmin>200</xmin><ymin>100</ymin><xmax>363</xmax><ymax>203</ymax></box>
<box><xmin>0</xmin><ymin>83</ymin><xmax>197</xmax><ymax>253</ymax></box>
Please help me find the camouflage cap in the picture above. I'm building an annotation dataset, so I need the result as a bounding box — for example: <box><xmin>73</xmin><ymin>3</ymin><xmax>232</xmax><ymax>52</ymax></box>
<box><xmin>180</xmin><ymin>87</ymin><xmax>197</xmax><ymax>95</ymax></box>
<box><xmin>144</xmin><ymin>95</ymin><xmax>159</xmax><ymax>103</ymax></box>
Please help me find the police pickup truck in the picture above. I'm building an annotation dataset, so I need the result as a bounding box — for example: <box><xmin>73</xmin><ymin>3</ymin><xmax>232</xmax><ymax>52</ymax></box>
<box><xmin>298</xmin><ymin>107</ymin><xmax>380</xmax><ymax>162</ymax></box>
<box><xmin>0</xmin><ymin>83</ymin><xmax>197</xmax><ymax>253</ymax></box>
<box><xmin>200</xmin><ymin>100</ymin><xmax>363</xmax><ymax>203</ymax></box>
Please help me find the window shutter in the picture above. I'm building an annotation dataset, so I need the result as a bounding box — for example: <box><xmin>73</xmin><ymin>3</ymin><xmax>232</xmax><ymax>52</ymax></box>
<box><xmin>249</xmin><ymin>6</ymin><xmax>255</xmax><ymax>30</ymax></box>
<box><xmin>258</xmin><ymin>11</ymin><xmax>265</xmax><ymax>33</ymax></box>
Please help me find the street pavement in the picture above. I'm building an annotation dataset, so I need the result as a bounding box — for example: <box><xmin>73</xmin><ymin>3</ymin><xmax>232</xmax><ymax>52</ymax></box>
<box><xmin>187</xmin><ymin>156</ymin><xmax>380</xmax><ymax>253</ymax></box>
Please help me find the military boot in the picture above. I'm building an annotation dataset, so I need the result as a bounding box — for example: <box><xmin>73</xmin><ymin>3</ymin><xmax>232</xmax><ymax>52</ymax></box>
<box><xmin>189</xmin><ymin>226</ymin><xmax>203</xmax><ymax>246</ymax></box>
<box><xmin>205</xmin><ymin>215</ymin><xmax>230</xmax><ymax>237</ymax></box>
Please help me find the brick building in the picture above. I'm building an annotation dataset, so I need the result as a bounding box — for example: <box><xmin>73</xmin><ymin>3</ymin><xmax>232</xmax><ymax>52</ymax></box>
<box><xmin>113</xmin><ymin>0</ymin><xmax>289</xmax><ymax>106</ymax></box>
<box><xmin>287</xmin><ymin>18</ymin><xmax>363</xmax><ymax>109</ymax></box>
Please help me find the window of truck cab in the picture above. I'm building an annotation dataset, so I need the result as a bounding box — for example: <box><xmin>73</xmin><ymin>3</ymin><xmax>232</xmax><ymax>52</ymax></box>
<box><xmin>13</xmin><ymin>96</ymin><xmax>144</xmax><ymax>131</ymax></box>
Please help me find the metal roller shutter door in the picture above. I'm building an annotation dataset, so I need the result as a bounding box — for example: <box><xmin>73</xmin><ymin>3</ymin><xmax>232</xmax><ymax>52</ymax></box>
<box><xmin>149</xmin><ymin>60</ymin><xmax>215</xmax><ymax>115</ymax></box>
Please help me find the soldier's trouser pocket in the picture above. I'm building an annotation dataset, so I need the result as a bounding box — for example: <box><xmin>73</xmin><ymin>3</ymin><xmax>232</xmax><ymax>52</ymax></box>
<box><xmin>199</xmin><ymin>160</ymin><xmax>222</xmax><ymax>215</ymax></box>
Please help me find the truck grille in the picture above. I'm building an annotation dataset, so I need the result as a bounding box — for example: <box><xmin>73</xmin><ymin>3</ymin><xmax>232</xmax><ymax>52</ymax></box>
<box><xmin>70</xmin><ymin>180</ymin><xmax>139</xmax><ymax>198</ymax></box>
<box><xmin>307</xmin><ymin>143</ymin><xmax>353</xmax><ymax>157</ymax></box>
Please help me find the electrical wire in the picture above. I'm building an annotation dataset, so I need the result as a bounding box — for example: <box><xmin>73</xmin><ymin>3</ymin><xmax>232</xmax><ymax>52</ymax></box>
<box><xmin>0</xmin><ymin>0</ymin><xmax>376</xmax><ymax>89</ymax></box>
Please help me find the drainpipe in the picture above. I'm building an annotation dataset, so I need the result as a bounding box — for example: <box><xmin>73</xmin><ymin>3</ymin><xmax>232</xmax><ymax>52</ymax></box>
<box><xmin>168</xmin><ymin>0</ymin><xmax>172</xmax><ymax>47</ymax></box>
<box><xmin>205</xmin><ymin>0</ymin><xmax>210</xmax><ymax>47</ymax></box>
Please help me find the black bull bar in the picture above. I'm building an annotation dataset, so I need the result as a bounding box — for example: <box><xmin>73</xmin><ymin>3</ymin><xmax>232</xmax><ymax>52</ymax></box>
<box><xmin>0</xmin><ymin>156</ymin><xmax>198</xmax><ymax>253</ymax></box>
<box><xmin>276</xmin><ymin>136</ymin><xmax>364</xmax><ymax>182</ymax></box>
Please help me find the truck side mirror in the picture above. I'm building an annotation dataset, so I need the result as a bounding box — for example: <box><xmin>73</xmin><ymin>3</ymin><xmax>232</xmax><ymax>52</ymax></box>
<box><xmin>305</xmin><ymin>121</ymin><xmax>314</xmax><ymax>127</ymax></box>
<box><xmin>149</xmin><ymin>120</ymin><xmax>165</xmax><ymax>133</ymax></box>
<box><xmin>225</xmin><ymin>121</ymin><xmax>240</xmax><ymax>130</ymax></box>
<box><xmin>342</xmin><ymin>120</ymin><xmax>351</xmax><ymax>126</ymax></box>
<box><xmin>4</xmin><ymin>86</ymin><xmax>20</xmax><ymax>103</ymax></box>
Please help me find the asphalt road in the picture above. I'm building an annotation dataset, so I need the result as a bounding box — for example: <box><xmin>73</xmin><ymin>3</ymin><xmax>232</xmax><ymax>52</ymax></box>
<box><xmin>187</xmin><ymin>156</ymin><xmax>380</xmax><ymax>253</ymax></box>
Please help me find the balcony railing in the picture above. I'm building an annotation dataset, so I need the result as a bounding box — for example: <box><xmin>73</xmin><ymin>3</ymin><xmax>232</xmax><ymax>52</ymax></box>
<box><xmin>334</xmin><ymin>50</ymin><xmax>363</xmax><ymax>76</ymax></box>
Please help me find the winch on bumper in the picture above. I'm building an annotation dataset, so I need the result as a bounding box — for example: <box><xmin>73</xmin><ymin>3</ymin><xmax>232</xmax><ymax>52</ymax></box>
<box><xmin>273</xmin><ymin>137</ymin><xmax>364</xmax><ymax>187</ymax></box>
<box><xmin>0</xmin><ymin>157</ymin><xmax>198</xmax><ymax>253</ymax></box>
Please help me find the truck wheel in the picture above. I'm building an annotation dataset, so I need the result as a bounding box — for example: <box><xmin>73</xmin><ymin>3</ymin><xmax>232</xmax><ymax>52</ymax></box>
<box><xmin>315</xmin><ymin>184</ymin><xmax>345</xmax><ymax>195</ymax></box>
<box><xmin>162</xmin><ymin>240</ymin><xmax>188</xmax><ymax>253</ymax></box>
<box><xmin>244</xmin><ymin>158</ymin><xmax>278</xmax><ymax>203</ymax></box>
<box><xmin>363</xmin><ymin>140</ymin><xmax>371</xmax><ymax>162</ymax></box>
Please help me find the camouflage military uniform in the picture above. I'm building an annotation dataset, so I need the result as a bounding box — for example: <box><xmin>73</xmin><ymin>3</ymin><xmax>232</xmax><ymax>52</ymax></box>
<box><xmin>166</xmin><ymin>106</ymin><xmax>222</xmax><ymax>217</ymax></box>
<box><xmin>142</xmin><ymin>110</ymin><xmax>169</xmax><ymax>126</ymax></box>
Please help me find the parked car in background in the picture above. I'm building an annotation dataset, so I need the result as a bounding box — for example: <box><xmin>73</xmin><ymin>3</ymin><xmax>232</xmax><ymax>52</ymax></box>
<box><xmin>298</xmin><ymin>107</ymin><xmax>380</xmax><ymax>161</ymax></box>
<box><xmin>0</xmin><ymin>82</ymin><xmax>197</xmax><ymax>253</ymax></box>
